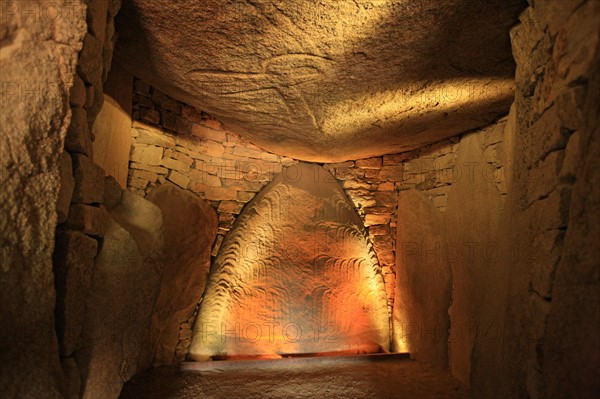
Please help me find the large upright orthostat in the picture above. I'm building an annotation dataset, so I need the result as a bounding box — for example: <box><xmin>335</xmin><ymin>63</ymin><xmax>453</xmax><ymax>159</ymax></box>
<box><xmin>189</xmin><ymin>163</ymin><xmax>389</xmax><ymax>360</ymax></box>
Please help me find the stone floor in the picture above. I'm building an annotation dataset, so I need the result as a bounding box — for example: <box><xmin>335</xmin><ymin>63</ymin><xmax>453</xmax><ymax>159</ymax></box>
<box><xmin>120</xmin><ymin>354</ymin><xmax>468</xmax><ymax>399</ymax></box>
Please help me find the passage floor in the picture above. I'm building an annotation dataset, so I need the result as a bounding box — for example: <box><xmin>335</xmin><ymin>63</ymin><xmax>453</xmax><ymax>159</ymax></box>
<box><xmin>120</xmin><ymin>354</ymin><xmax>468</xmax><ymax>398</ymax></box>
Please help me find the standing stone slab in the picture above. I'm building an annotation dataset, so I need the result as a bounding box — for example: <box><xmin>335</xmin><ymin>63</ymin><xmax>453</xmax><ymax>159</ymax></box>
<box><xmin>77</xmin><ymin>193</ymin><xmax>163</xmax><ymax>399</ymax></box>
<box><xmin>142</xmin><ymin>183</ymin><xmax>218</xmax><ymax>367</ymax></box>
<box><xmin>72</xmin><ymin>154</ymin><xmax>105</xmax><ymax>204</ymax></box>
<box><xmin>57</xmin><ymin>151</ymin><xmax>75</xmax><ymax>223</ymax></box>
<box><xmin>393</xmin><ymin>189</ymin><xmax>451</xmax><ymax>367</ymax></box>
<box><xmin>189</xmin><ymin>163</ymin><xmax>390</xmax><ymax>360</ymax></box>
<box><xmin>53</xmin><ymin>231</ymin><xmax>98</xmax><ymax>357</ymax></box>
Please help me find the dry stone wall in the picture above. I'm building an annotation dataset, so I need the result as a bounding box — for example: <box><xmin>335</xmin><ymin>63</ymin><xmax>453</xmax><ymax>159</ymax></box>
<box><xmin>127</xmin><ymin>79</ymin><xmax>496</xmax><ymax>332</ymax></box>
<box><xmin>384</xmin><ymin>3</ymin><xmax>600</xmax><ymax>397</ymax></box>
<box><xmin>322</xmin><ymin>136</ymin><xmax>466</xmax><ymax>313</ymax></box>
<box><xmin>499</xmin><ymin>2</ymin><xmax>600</xmax><ymax>398</ymax></box>
<box><xmin>46</xmin><ymin>1</ymin><xmax>159</xmax><ymax>398</ymax></box>
<box><xmin>128</xmin><ymin>78</ymin><xmax>297</xmax><ymax>254</ymax></box>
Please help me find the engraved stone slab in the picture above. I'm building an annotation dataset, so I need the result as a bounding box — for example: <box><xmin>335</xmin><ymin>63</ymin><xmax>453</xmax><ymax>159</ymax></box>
<box><xmin>189</xmin><ymin>163</ymin><xmax>390</xmax><ymax>359</ymax></box>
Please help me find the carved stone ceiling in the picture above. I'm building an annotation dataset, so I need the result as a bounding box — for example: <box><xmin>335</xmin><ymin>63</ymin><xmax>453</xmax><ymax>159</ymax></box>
<box><xmin>115</xmin><ymin>0</ymin><xmax>525</xmax><ymax>162</ymax></box>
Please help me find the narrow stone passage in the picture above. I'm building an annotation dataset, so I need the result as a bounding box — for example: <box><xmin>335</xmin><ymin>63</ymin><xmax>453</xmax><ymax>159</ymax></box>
<box><xmin>120</xmin><ymin>356</ymin><xmax>468</xmax><ymax>399</ymax></box>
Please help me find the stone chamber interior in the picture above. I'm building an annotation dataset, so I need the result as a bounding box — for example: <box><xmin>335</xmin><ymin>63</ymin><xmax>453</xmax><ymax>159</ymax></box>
<box><xmin>1</xmin><ymin>1</ymin><xmax>599</xmax><ymax>398</ymax></box>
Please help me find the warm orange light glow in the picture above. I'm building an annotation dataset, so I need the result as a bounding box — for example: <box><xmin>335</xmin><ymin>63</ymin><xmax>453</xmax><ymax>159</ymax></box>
<box><xmin>189</xmin><ymin>164</ymin><xmax>390</xmax><ymax>360</ymax></box>
<box><xmin>322</xmin><ymin>78</ymin><xmax>514</xmax><ymax>138</ymax></box>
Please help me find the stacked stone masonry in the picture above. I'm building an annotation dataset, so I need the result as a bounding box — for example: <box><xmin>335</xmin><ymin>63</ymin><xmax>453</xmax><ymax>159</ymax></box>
<box><xmin>508</xmin><ymin>3</ymin><xmax>598</xmax><ymax>398</ymax></box>
<box><xmin>129</xmin><ymin>78</ymin><xmax>298</xmax><ymax>252</ymax></box>
<box><xmin>53</xmin><ymin>1</ymin><xmax>122</xmax><ymax>398</ymax></box>
<box><xmin>127</xmin><ymin>79</ymin><xmax>500</xmax><ymax>319</ymax></box>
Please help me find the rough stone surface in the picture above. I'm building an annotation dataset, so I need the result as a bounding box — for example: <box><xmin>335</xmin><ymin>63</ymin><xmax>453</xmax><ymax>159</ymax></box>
<box><xmin>393</xmin><ymin>190</ymin><xmax>451</xmax><ymax>367</ymax></box>
<box><xmin>0</xmin><ymin>1</ymin><xmax>87</xmax><ymax>397</ymax></box>
<box><xmin>445</xmin><ymin>128</ymin><xmax>509</xmax><ymax>387</ymax></box>
<box><xmin>72</xmin><ymin>154</ymin><xmax>106</xmax><ymax>204</ymax></box>
<box><xmin>92</xmin><ymin>65</ymin><xmax>134</xmax><ymax>188</ymax></box>
<box><xmin>120</xmin><ymin>358</ymin><xmax>468</xmax><ymax>399</ymax></box>
<box><xmin>53</xmin><ymin>231</ymin><xmax>98</xmax><ymax>357</ymax></box>
<box><xmin>66</xmin><ymin>107</ymin><xmax>93</xmax><ymax>157</ymax></box>
<box><xmin>535</xmin><ymin>3</ymin><xmax>600</xmax><ymax>398</ymax></box>
<box><xmin>116</xmin><ymin>1</ymin><xmax>523</xmax><ymax>162</ymax></box>
<box><xmin>189</xmin><ymin>163</ymin><xmax>389</xmax><ymax>360</ymax></box>
<box><xmin>471</xmin><ymin>4</ymin><xmax>600</xmax><ymax>399</ymax></box>
<box><xmin>143</xmin><ymin>184</ymin><xmax>218</xmax><ymax>367</ymax></box>
<box><xmin>104</xmin><ymin>175</ymin><xmax>123</xmax><ymax>210</ymax></box>
<box><xmin>66</xmin><ymin>204</ymin><xmax>110</xmax><ymax>238</ymax></box>
<box><xmin>76</xmin><ymin>197</ymin><xmax>163</xmax><ymax>399</ymax></box>
<box><xmin>126</xmin><ymin>81</ymin><xmax>298</xmax><ymax>271</ymax></box>
<box><xmin>57</xmin><ymin>151</ymin><xmax>75</xmax><ymax>223</ymax></box>
<box><xmin>109</xmin><ymin>191</ymin><xmax>164</xmax><ymax>257</ymax></box>
<box><xmin>130</xmin><ymin>144</ymin><xmax>163</xmax><ymax>165</ymax></box>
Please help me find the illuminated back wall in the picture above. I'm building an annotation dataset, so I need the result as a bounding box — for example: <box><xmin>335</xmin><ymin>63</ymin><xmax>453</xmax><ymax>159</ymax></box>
<box><xmin>189</xmin><ymin>163</ymin><xmax>390</xmax><ymax>360</ymax></box>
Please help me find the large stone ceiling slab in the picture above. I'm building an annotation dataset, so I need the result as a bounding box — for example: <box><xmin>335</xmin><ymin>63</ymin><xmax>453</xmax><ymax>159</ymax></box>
<box><xmin>115</xmin><ymin>0</ymin><xmax>524</xmax><ymax>162</ymax></box>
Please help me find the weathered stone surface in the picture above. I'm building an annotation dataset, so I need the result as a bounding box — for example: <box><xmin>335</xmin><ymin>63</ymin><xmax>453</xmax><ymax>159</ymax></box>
<box><xmin>171</xmin><ymin>151</ymin><xmax>193</xmax><ymax>166</ymax></box>
<box><xmin>369</xmin><ymin>224</ymin><xmax>390</xmax><ymax>236</ymax></box>
<box><xmin>221</xmin><ymin>177</ymin><xmax>263</xmax><ymax>192</ymax></box>
<box><xmin>87</xmin><ymin>0</ymin><xmax>109</xmax><ymax>42</ymax></box>
<box><xmin>135</xmin><ymin>126</ymin><xmax>176</xmax><ymax>148</ymax></box>
<box><xmin>104</xmin><ymin>175</ymin><xmax>123</xmax><ymax>210</ymax></box>
<box><xmin>57</xmin><ymin>152</ymin><xmax>75</xmax><ymax>223</ymax></box>
<box><xmin>445</xmin><ymin>129</ymin><xmax>510</xmax><ymax>388</ymax></box>
<box><xmin>539</xmin><ymin>5</ymin><xmax>600</xmax><ymax>398</ymax></box>
<box><xmin>189</xmin><ymin>163</ymin><xmax>389</xmax><ymax>360</ymax></box>
<box><xmin>70</xmin><ymin>75</ymin><xmax>87</xmax><ymax>107</ymax></box>
<box><xmin>109</xmin><ymin>191</ymin><xmax>164</xmax><ymax>258</ymax></box>
<box><xmin>77</xmin><ymin>34</ymin><xmax>103</xmax><ymax>87</ymax></box>
<box><xmin>130</xmin><ymin>162</ymin><xmax>168</xmax><ymax>175</ymax></box>
<box><xmin>177</xmin><ymin>137</ymin><xmax>225</xmax><ymax>158</ymax></box>
<box><xmin>76</xmin><ymin>215</ymin><xmax>161</xmax><ymax>399</ymax></box>
<box><xmin>191</xmin><ymin>124</ymin><xmax>227</xmax><ymax>142</ymax></box>
<box><xmin>116</xmin><ymin>1</ymin><xmax>522</xmax><ymax>162</ymax></box>
<box><xmin>393</xmin><ymin>189</ymin><xmax>451</xmax><ymax>367</ymax></box>
<box><xmin>189</xmin><ymin>169</ymin><xmax>221</xmax><ymax>187</ymax></box>
<box><xmin>53</xmin><ymin>231</ymin><xmax>98</xmax><ymax>356</ymax></box>
<box><xmin>341</xmin><ymin>180</ymin><xmax>371</xmax><ymax>190</ymax></box>
<box><xmin>72</xmin><ymin>154</ymin><xmax>105</xmax><ymax>204</ymax></box>
<box><xmin>217</xmin><ymin>200</ymin><xmax>245</xmax><ymax>214</ymax></box>
<box><xmin>365</xmin><ymin>214</ymin><xmax>391</xmax><ymax>226</ymax></box>
<box><xmin>162</xmin><ymin>157</ymin><xmax>190</xmax><ymax>172</ymax></box>
<box><xmin>86</xmin><ymin>86</ymin><xmax>106</xmax><ymax>131</ymax></box>
<box><xmin>85</xmin><ymin>84</ymin><xmax>96</xmax><ymax>109</ymax></box>
<box><xmin>356</xmin><ymin>157</ymin><xmax>382</xmax><ymax>169</ymax></box>
<box><xmin>167</xmin><ymin>170</ymin><xmax>190</xmax><ymax>189</ymax></box>
<box><xmin>92</xmin><ymin>64</ymin><xmax>134</xmax><ymax>188</ymax></box>
<box><xmin>129</xmin><ymin>177</ymin><xmax>149</xmax><ymax>190</ymax></box>
<box><xmin>380</xmin><ymin>166</ymin><xmax>404</xmax><ymax>181</ymax></box>
<box><xmin>335</xmin><ymin>167</ymin><xmax>365</xmax><ymax>180</ymax></box>
<box><xmin>66</xmin><ymin>204</ymin><xmax>110</xmax><ymax>238</ymax></box>
<box><xmin>375</xmin><ymin>191</ymin><xmax>397</xmax><ymax>207</ymax></box>
<box><xmin>0</xmin><ymin>1</ymin><xmax>87</xmax><ymax>396</ymax></box>
<box><xmin>66</xmin><ymin>107</ymin><xmax>93</xmax><ymax>157</ymax></box>
<box><xmin>139</xmin><ymin>107</ymin><xmax>160</xmax><ymax>124</ymax></box>
<box><xmin>61</xmin><ymin>357</ymin><xmax>81</xmax><ymax>399</ymax></box>
<box><xmin>237</xmin><ymin>191</ymin><xmax>255</xmax><ymax>202</ymax></box>
<box><xmin>378</xmin><ymin>182</ymin><xmax>395</xmax><ymax>191</ymax></box>
<box><xmin>143</xmin><ymin>184</ymin><xmax>218</xmax><ymax>366</ymax></box>
<box><xmin>152</xmin><ymin>89</ymin><xmax>181</xmax><ymax>113</ymax></box>
<box><xmin>131</xmin><ymin>169</ymin><xmax>158</xmax><ymax>183</ymax></box>
<box><xmin>131</xmin><ymin>144</ymin><xmax>163</xmax><ymax>165</ymax></box>
<box><xmin>198</xmin><ymin>185</ymin><xmax>237</xmax><ymax>201</ymax></box>
<box><xmin>560</xmin><ymin>130</ymin><xmax>581</xmax><ymax>181</ymax></box>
